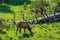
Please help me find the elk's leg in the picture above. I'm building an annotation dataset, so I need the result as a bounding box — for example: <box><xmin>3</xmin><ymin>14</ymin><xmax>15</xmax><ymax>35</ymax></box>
<box><xmin>24</xmin><ymin>28</ymin><xmax>26</xmax><ymax>33</ymax></box>
<box><xmin>44</xmin><ymin>12</ymin><xmax>50</xmax><ymax>21</ymax></box>
<box><xmin>41</xmin><ymin>12</ymin><xmax>46</xmax><ymax>23</ymax></box>
<box><xmin>16</xmin><ymin>27</ymin><xmax>18</xmax><ymax>35</ymax></box>
<box><xmin>35</xmin><ymin>13</ymin><xmax>38</xmax><ymax>23</ymax></box>
<box><xmin>19</xmin><ymin>28</ymin><xmax>21</xmax><ymax>33</ymax></box>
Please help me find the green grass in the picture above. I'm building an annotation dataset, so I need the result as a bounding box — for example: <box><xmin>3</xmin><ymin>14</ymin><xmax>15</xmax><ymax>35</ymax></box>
<box><xmin>0</xmin><ymin>0</ymin><xmax>60</xmax><ymax>40</ymax></box>
<box><xmin>0</xmin><ymin>22</ymin><xmax>60</xmax><ymax>40</ymax></box>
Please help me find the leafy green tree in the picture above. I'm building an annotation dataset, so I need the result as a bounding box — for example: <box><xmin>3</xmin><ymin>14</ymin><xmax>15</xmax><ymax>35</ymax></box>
<box><xmin>24</xmin><ymin>2</ymin><xmax>28</xmax><ymax>10</ymax></box>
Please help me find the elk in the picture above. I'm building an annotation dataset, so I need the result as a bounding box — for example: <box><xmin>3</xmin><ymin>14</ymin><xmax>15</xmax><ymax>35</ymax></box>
<box><xmin>35</xmin><ymin>6</ymin><xmax>43</xmax><ymax>14</ymax></box>
<box><xmin>34</xmin><ymin>6</ymin><xmax>48</xmax><ymax>22</ymax></box>
<box><xmin>16</xmin><ymin>20</ymin><xmax>32</xmax><ymax>35</ymax></box>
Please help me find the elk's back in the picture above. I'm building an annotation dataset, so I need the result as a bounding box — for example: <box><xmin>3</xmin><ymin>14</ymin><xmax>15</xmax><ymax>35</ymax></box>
<box><xmin>17</xmin><ymin>21</ymin><xmax>29</xmax><ymax>28</ymax></box>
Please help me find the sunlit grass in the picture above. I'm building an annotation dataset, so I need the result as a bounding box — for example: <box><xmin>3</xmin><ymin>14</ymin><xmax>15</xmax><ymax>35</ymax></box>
<box><xmin>0</xmin><ymin>22</ymin><xmax>60</xmax><ymax>40</ymax></box>
<box><xmin>0</xmin><ymin>0</ymin><xmax>60</xmax><ymax>40</ymax></box>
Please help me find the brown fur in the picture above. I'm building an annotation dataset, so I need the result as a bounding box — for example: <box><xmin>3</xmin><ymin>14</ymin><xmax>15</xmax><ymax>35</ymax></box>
<box><xmin>35</xmin><ymin>7</ymin><xmax>43</xmax><ymax>14</ymax></box>
<box><xmin>16</xmin><ymin>20</ymin><xmax>32</xmax><ymax>35</ymax></box>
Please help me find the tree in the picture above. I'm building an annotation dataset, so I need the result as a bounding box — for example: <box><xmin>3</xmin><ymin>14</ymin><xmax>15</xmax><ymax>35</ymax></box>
<box><xmin>24</xmin><ymin>2</ymin><xmax>28</xmax><ymax>10</ymax></box>
<box><xmin>53</xmin><ymin>1</ymin><xmax>60</xmax><ymax>20</ymax></box>
<box><xmin>11</xmin><ymin>11</ymin><xmax>16</xmax><ymax>25</ymax></box>
<box><xmin>34</xmin><ymin>0</ymin><xmax>48</xmax><ymax>23</ymax></box>
<box><xmin>14</xmin><ymin>13</ymin><xmax>16</xmax><ymax>24</ymax></box>
<box><xmin>20</xmin><ymin>10</ymin><xmax>25</xmax><ymax>20</ymax></box>
<box><xmin>0</xmin><ymin>0</ymin><xmax>7</xmax><ymax>4</ymax></box>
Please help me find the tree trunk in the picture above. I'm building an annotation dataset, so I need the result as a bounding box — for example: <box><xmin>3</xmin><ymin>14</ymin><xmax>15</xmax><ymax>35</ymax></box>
<box><xmin>28</xmin><ymin>12</ymin><xmax>60</xmax><ymax>24</ymax></box>
<box><xmin>14</xmin><ymin>13</ymin><xmax>16</xmax><ymax>24</ymax></box>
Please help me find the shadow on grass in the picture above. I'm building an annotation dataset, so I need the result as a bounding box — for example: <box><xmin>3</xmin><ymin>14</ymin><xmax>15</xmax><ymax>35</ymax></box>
<box><xmin>30</xmin><ymin>32</ymin><xmax>34</xmax><ymax>36</ymax></box>
<box><xmin>22</xmin><ymin>33</ymin><xmax>30</xmax><ymax>38</ymax></box>
<box><xmin>0</xmin><ymin>5</ymin><xmax>13</xmax><ymax>13</ymax></box>
<box><xmin>6</xmin><ymin>0</ymin><xmax>31</xmax><ymax>6</ymax></box>
<box><xmin>22</xmin><ymin>32</ymin><xmax>34</xmax><ymax>37</ymax></box>
<box><xmin>0</xmin><ymin>37</ymin><xmax>2</xmax><ymax>40</ymax></box>
<box><xmin>48</xmin><ymin>19</ymin><xmax>60</xmax><ymax>23</ymax></box>
<box><xmin>9</xmin><ymin>37</ymin><xmax>13</xmax><ymax>40</ymax></box>
<box><xmin>0</xmin><ymin>31</ymin><xmax>7</xmax><ymax>34</ymax></box>
<box><xmin>19</xmin><ymin>32</ymin><xmax>34</xmax><ymax>39</ymax></box>
<box><xmin>5</xmin><ymin>36</ymin><xmax>13</xmax><ymax>40</ymax></box>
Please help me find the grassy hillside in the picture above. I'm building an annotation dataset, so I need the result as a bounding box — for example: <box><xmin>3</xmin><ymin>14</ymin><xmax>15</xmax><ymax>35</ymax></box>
<box><xmin>0</xmin><ymin>0</ymin><xmax>60</xmax><ymax>40</ymax></box>
<box><xmin>0</xmin><ymin>22</ymin><xmax>60</xmax><ymax>40</ymax></box>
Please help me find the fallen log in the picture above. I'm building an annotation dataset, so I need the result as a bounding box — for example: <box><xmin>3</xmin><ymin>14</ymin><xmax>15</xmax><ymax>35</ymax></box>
<box><xmin>28</xmin><ymin>12</ymin><xmax>60</xmax><ymax>24</ymax></box>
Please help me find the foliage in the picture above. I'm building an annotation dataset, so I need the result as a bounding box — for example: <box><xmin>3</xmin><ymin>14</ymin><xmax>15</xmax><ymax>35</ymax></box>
<box><xmin>0</xmin><ymin>0</ymin><xmax>60</xmax><ymax>40</ymax></box>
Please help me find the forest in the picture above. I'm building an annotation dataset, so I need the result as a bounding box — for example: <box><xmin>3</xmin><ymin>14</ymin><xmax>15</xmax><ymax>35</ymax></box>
<box><xmin>0</xmin><ymin>0</ymin><xmax>60</xmax><ymax>40</ymax></box>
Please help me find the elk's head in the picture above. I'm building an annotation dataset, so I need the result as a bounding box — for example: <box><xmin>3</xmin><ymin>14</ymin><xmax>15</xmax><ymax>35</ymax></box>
<box><xmin>28</xmin><ymin>27</ymin><xmax>32</xmax><ymax>32</ymax></box>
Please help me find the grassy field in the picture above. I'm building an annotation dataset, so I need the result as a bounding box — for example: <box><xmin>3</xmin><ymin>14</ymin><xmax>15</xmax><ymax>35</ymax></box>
<box><xmin>0</xmin><ymin>22</ymin><xmax>60</xmax><ymax>40</ymax></box>
<box><xmin>0</xmin><ymin>0</ymin><xmax>60</xmax><ymax>40</ymax></box>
